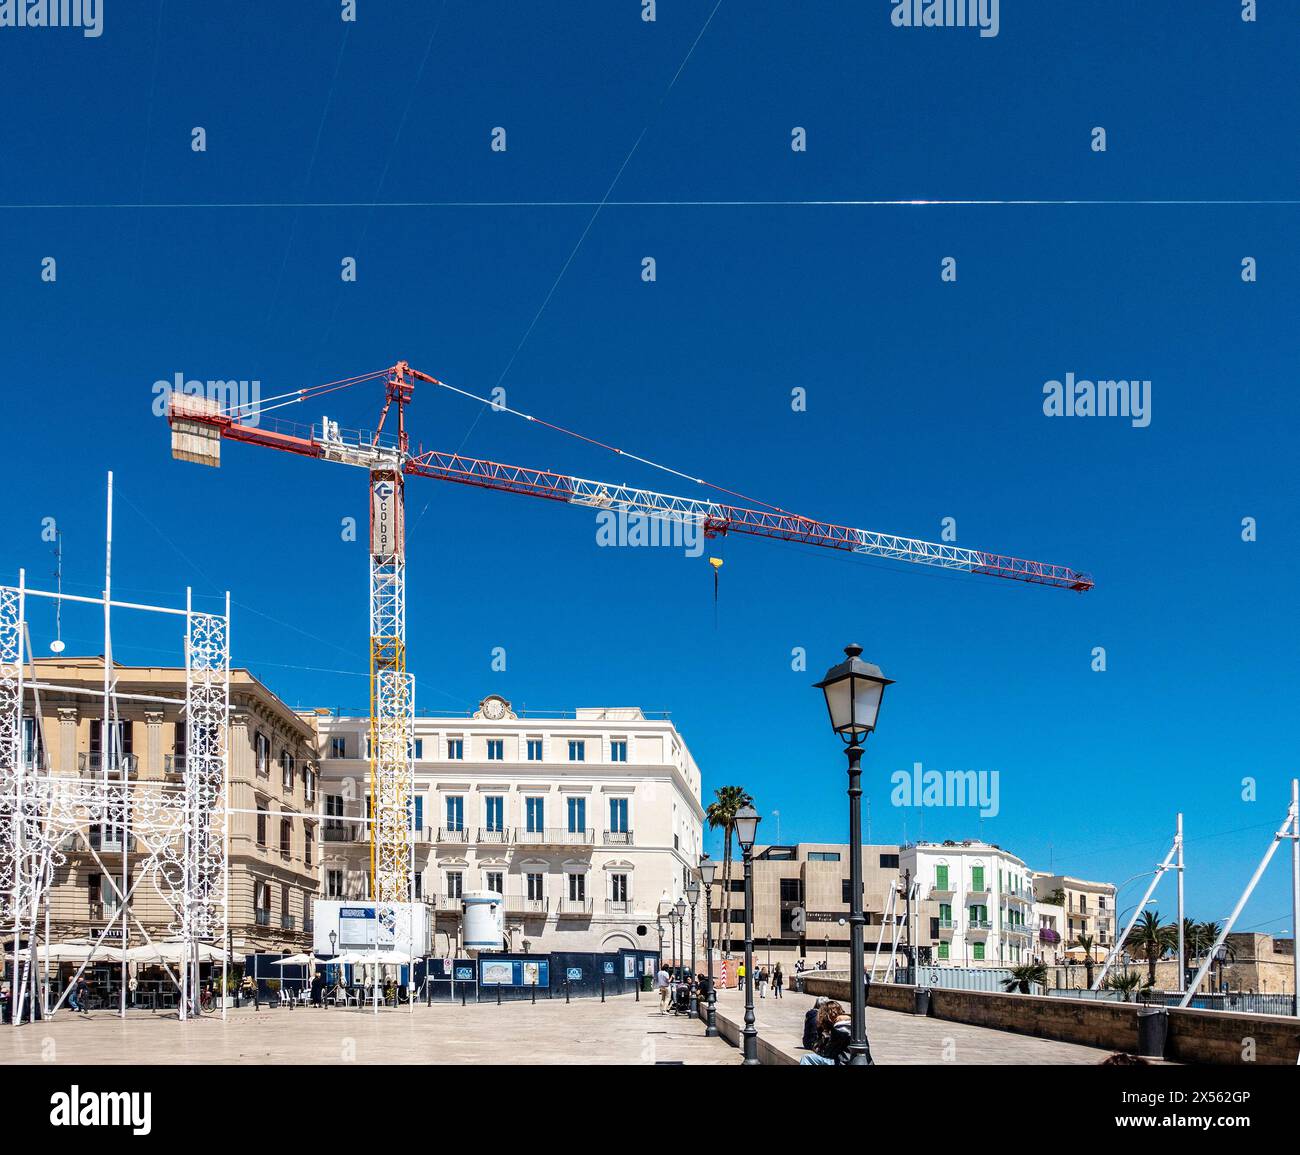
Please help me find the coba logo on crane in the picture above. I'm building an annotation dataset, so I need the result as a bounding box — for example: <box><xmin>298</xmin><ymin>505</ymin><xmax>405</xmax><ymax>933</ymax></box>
<box><xmin>370</xmin><ymin>476</ymin><xmax>404</xmax><ymax>558</ymax></box>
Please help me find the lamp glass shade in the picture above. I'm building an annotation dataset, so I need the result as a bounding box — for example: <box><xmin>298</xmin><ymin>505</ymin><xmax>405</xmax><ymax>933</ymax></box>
<box><xmin>685</xmin><ymin>876</ymin><xmax>700</xmax><ymax>900</ymax></box>
<box><xmin>734</xmin><ymin>805</ymin><xmax>760</xmax><ymax>850</ymax></box>
<box><xmin>675</xmin><ymin>898</ymin><xmax>686</xmax><ymax>918</ymax></box>
<box><xmin>699</xmin><ymin>860</ymin><xmax>717</xmax><ymax>886</ymax></box>
<box><xmin>814</xmin><ymin>645</ymin><xmax>892</xmax><ymax>740</ymax></box>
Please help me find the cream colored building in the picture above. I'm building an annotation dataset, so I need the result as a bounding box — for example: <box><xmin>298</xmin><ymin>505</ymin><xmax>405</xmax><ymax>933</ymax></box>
<box><xmin>309</xmin><ymin>695</ymin><xmax>705</xmax><ymax>958</ymax></box>
<box><xmin>1032</xmin><ymin>873</ymin><xmax>1118</xmax><ymax>952</ymax></box>
<box><xmin>23</xmin><ymin>657</ymin><xmax>320</xmax><ymax>959</ymax></box>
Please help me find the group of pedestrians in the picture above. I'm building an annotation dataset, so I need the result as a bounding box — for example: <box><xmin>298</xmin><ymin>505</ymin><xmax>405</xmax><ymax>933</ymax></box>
<box><xmin>754</xmin><ymin>962</ymin><xmax>784</xmax><ymax>999</ymax></box>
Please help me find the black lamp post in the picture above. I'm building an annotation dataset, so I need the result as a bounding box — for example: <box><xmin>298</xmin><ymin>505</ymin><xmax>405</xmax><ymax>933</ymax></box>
<box><xmin>815</xmin><ymin>643</ymin><xmax>892</xmax><ymax>1067</ymax></box>
<box><xmin>735</xmin><ymin>803</ymin><xmax>761</xmax><ymax>1065</ymax></box>
<box><xmin>685</xmin><ymin>876</ymin><xmax>700</xmax><ymax>1013</ymax></box>
<box><xmin>675</xmin><ymin>898</ymin><xmax>687</xmax><ymax>984</ymax></box>
<box><xmin>699</xmin><ymin>855</ymin><xmax>718</xmax><ymax>1037</ymax></box>
<box><xmin>670</xmin><ymin>908</ymin><xmax>680</xmax><ymax>983</ymax></box>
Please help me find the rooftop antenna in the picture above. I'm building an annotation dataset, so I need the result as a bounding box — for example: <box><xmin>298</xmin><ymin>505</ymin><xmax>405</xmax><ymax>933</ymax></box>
<box><xmin>49</xmin><ymin>529</ymin><xmax>64</xmax><ymax>654</ymax></box>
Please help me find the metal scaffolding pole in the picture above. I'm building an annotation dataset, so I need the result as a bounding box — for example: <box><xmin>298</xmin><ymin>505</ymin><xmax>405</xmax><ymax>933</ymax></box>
<box><xmin>1093</xmin><ymin>826</ymin><xmax>1181</xmax><ymax>991</ymax></box>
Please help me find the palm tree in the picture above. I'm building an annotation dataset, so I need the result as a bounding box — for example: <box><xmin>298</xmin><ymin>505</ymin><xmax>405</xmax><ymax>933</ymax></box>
<box><xmin>1001</xmin><ymin>962</ymin><xmax>1047</xmax><ymax>994</ymax></box>
<box><xmin>1074</xmin><ymin>933</ymin><xmax>1098</xmax><ymax>987</ymax></box>
<box><xmin>1125</xmin><ymin>910</ymin><xmax>1177</xmax><ymax>988</ymax></box>
<box><xmin>705</xmin><ymin>786</ymin><xmax>752</xmax><ymax>960</ymax></box>
<box><xmin>1103</xmin><ymin>970</ymin><xmax>1143</xmax><ymax>1002</ymax></box>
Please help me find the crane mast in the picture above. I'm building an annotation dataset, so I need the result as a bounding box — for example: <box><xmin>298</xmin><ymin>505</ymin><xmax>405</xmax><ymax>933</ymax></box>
<box><xmin>167</xmin><ymin>360</ymin><xmax>1092</xmax><ymax>907</ymax></box>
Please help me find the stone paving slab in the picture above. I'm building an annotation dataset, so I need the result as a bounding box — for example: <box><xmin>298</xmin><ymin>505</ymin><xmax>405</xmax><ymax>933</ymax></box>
<box><xmin>0</xmin><ymin>994</ymin><xmax>735</xmax><ymax>1066</ymax></box>
<box><xmin>714</xmin><ymin>987</ymin><xmax>1125</xmax><ymax>1064</ymax></box>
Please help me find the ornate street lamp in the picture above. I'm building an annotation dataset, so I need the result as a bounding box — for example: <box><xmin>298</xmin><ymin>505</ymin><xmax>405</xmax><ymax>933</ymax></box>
<box><xmin>699</xmin><ymin>856</ymin><xmax>718</xmax><ymax>1036</ymax></box>
<box><xmin>734</xmin><ymin>804</ymin><xmax>761</xmax><ymax>1064</ymax></box>
<box><xmin>815</xmin><ymin>643</ymin><xmax>892</xmax><ymax>1066</ymax></box>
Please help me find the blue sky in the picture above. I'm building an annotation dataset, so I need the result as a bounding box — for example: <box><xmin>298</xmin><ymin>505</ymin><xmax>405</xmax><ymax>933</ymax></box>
<box><xmin>1</xmin><ymin>3</ymin><xmax>1297</xmax><ymax>934</ymax></box>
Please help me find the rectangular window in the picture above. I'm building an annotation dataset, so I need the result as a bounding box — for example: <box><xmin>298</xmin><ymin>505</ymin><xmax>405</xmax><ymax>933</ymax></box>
<box><xmin>414</xmin><ymin>872</ymin><xmax>423</xmax><ymax>900</ymax></box>
<box><xmin>485</xmin><ymin>796</ymin><xmax>504</xmax><ymax>833</ymax></box>
<box><xmin>330</xmin><ymin>736</ymin><xmax>347</xmax><ymax>759</ymax></box>
<box><xmin>808</xmin><ymin>851</ymin><xmax>841</xmax><ymax>862</ymax></box>
<box><xmin>485</xmin><ymin>870</ymin><xmax>504</xmax><ymax>894</ymax></box>
<box><xmin>280</xmin><ymin>818</ymin><xmax>292</xmax><ymax>857</ymax></box>
<box><xmin>610</xmin><ymin>873</ymin><xmax>629</xmax><ymax>902</ymax></box>
<box><xmin>410</xmin><ymin>796</ymin><xmax>424</xmax><ymax>832</ymax></box>
<box><xmin>412</xmin><ymin>738</ymin><xmax>423</xmax><ymax>760</ymax></box>
<box><xmin>608</xmin><ymin>797</ymin><xmax>629</xmax><ymax>834</ymax></box>
<box><xmin>304</xmin><ymin>825</ymin><xmax>313</xmax><ymax>867</ymax></box>
<box><xmin>841</xmin><ymin>879</ymin><xmax>856</xmax><ymax>905</ymax></box>
<box><xmin>447</xmin><ymin>738</ymin><xmax>464</xmax><ymax>760</ymax></box>
<box><xmin>972</xmin><ymin>942</ymin><xmax>986</xmax><ymax>961</ymax></box>
<box><xmin>256</xmin><ymin>807</ymin><xmax>267</xmax><ymax>847</ymax></box>
<box><xmin>525</xmin><ymin>797</ymin><xmax>544</xmax><ymax>833</ymax></box>
<box><xmin>486</xmin><ymin>739</ymin><xmax>504</xmax><ymax>761</ymax></box>
<box><xmin>304</xmin><ymin>768</ymin><xmax>316</xmax><ymax>804</ymax></box>
<box><xmin>566</xmin><ymin>796</ymin><xmax>586</xmax><ymax>834</ymax></box>
<box><xmin>445</xmin><ymin>796</ymin><xmax>464</xmax><ymax>832</ymax></box>
<box><xmin>255</xmin><ymin>731</ymin><xmax>270</xmax><ymax>776</ymax></box>
<box><xmin>526</xmin><ymin>872</ymin><xmax>545</xmax><ymax>901</ymax></box>
<box><xmin>779</xmin><ymin>878</ymin><xmax>802</xmax><ymax>903</ymax></box>
<box><xmin>326</xmin><ymin>869</ymin><xmax>343</xmax><ymax>899</ymax></box>
<box><xmin>446</xmin><ymin>871</ymin><xmax>463</xmax><ymax>899</ymax></box>
<box><xmin>568</xmin><ymin>739</ymin><xmax>585</xmax><ymax>762</ymax></box>
<box><xmin>878</xmin><ymin>853</ymin><xmax>900</xmax><ymax>869</ymax></box>
<box><xmin>937</xmin><ymin>942</ymin><xmax>950</xmax><ymax>961</ymax></box>
<box><xmin>610</xmin><ymin>739</ymin><xmax>628</xmax><ymax>763</ymax></box>
<box><xmin>526</xmin><ymin>739</ymin><xmax>543</xmax><ymax>761</ymax></box>
<box><xmin>567</xmin><ymin>873</ymin><xmax>586</xmax><ymax>902</ymax></box>
<box><xmin>935</xmin><ymin>864</ymin><xmax>949</xmax><ymax>890</ymax></box>
<box><xmin>281</xmin><ymin>749</ymin><xmax>295</xmax><ymax>790</ymax></box>
<box><xmin>971</xmin><ymin>866</ymin><xmax>986</xmax><ymax>891</ymax></box>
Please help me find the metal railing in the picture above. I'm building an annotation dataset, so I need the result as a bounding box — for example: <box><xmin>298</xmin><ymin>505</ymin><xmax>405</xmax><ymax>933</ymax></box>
<box><xmin>88</xmin><ymin>828</ymin><xmax>135</xmax><ymax>852</ymax></box>
<box><xmin>558</xmin><ymin>897</ymin><xmax>593</xmax><ymax>916</ymax></box>
<box><xmin>79</xmin><ymin>752</ymin><xmax>138</xmax><ymax>775</ymax></box>
<box><xmin>1048</xmin><ymin>988</ymin><xmax>1298</xmax><ymax>1017</ymax></box>
<box><xmin>436</xmin><ymin>826</ymin><xmax>471</xmax><ymax>843</ymax></box>
<box><xmin>255</xmin><ymin>909</ymin><xmax>271</xmax><ymax>927</ymax></box>
<box><xmin>516</xmin><ymin>828</ymin><xmax>595</xmax><ymax>847</ymax></box>
<box><xmin>164</xmin><ymin>753</ymin><xmax>186</xmax><ymax>775</ymax></box>
<box><xmin>478</xmin><ymin>827</ymin><xmax>510</xmax><ymax>844</ymax></box>
<box><xmin>606</xmin><ymin>899</ymin><xmax>633</xmax><ymax>915</ymax></box>
<box><xmin>322</xmin><ymin>823</ymin><xmax>362</xmax><ymax>843</ymax></box>
<box><xmin>603</xmin><ymin>829</ymin><xmax>634</xmax><ymax>845</ymax></box>
<box><xmin>505</xmin><ymin>896</ymin><xmax>548</xmax><ymax>915</ymax></box>
<box><xmin>280</xmin><ymin>915</ymin><xmax>296</xmax><ymax>931</ymax></box>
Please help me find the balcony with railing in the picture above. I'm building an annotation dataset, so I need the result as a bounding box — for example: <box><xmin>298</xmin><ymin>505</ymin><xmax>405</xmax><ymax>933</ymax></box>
<box><xmin>322</xmin><ymin>822</ymin><xmax>363</xmax><ymax>843</ymax></box>
<box><xmin>936</xmin><ymin>919</ymin><xmax>957</xmax><ymax>939</ymax></box>
<box><xmin>605</xmin><ymin>898</ymin><xmax>633</xmax><ymax>915</ymax></box>
<box><xmin>88</xmin><ymin>827</ymin><xmax>136</xmax><ymax>853</ymax></box>
<box><xmin>164</xmin><ymin>753</ymin><xmax>186</xmax><ymax>778</ymax></box>
<box><xmin>433</xmin><ymin>894</ymin><xmax>463</xmax><ymax>912</ymax></box>
<box><xmin>602</xmin><ymin>829</ymin><xmax>634</xmax><ymax>846</ymax></box>
<box><xmin>505</xmin><ymin>895</ymin><xmax>548</xmax><ymax>916</ymax></box>
<box><xmin>280</xmin><ymin>914</ymin><xmax>296</xmax><ymax>931</ymax></box>
<box><xmin>89</xmin><ymin>900</ymin><xmax>122</xmax><ymax>922</ymax></box>
<box><xmin>79</xmin><ymin>752</ymin><xmax>138</xmax><ymax>777</ymax></box>
<box><xmin>966</xmin><ymin>920</ymin><xmax>992</xmax><ymax>936</ymax></box>
<box><xmin>478</xmin><ymin>826</ymin><xmax>511</xmax><ymax>845</ymax></box>
<box><xmin>436</xmin><ymin>826</ymin><xmax>471</xmax><ymax>844</ymax></box>
<box><xmin>929</xmin><ymin>882</ymin><xmax>954</xmax><ymax>900</ymax></box>
<box><xmin>255</xmin><ymin>908</ymin><xmax>271</xmax><ymax>927</ymax></box>
<box><xmin>1002</xmin><ymin>923</ymin><xmax>1031</xmax><ymax>939</ymax></box>
<box><xmin>558</xmin><ymin>897</ymin><xmax>594</xmax><ymax>917</ymax></box>
<box><xmin>516</xmin><ymin>827</ymin><xmax>595</xmax><ymax>848</ymax></box>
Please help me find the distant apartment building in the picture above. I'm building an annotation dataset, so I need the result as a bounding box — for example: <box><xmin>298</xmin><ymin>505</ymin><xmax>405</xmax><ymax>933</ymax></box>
<box><xmin>24</xmin><ymin>657</ymin><xmax>319</xmax><ymax>956</ymax></box>
<box><xmin>714</xmin><ymin>843</ymin><xmax>907</xmax><ymax>970</ymax></box>
<box><xmin>903</xmin><ymin>841</ymin><xmax>1039</xmax><ymax>967</ymax></box>
<box><xmin>1032</xmin><ymin>873</ymin><xmax>1117</xmax><ymax>951</ymax></box>
<box><xmin>309</xmin><ymin>695</ymin><xmax>705</xmax><ymax>957</ymax></box>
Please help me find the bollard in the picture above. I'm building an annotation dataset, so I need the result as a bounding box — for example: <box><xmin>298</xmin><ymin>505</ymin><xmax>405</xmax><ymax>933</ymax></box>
<box><xmin>461</xmin><ymin>984</ymin><xmax>467</xmax><ymax>1007</ymax></box>
<box><xmin>497</xmin><ymin>985</ymin><xmax>502</xmax><ymax>1006</ymax></box>
<box><xmin>565</xmin><ymin>982</ymin><xmax>571</xmax><ymax>1005</ymax></box>
<box><xmin>601</xmin><ymin>979</ymin><xmax>606</xmax><ymax>1003</ymax></box>
<box><xmin>531</xmin><ymin>984</ymin><xmax>536</xmax><ymax>1005</ymax></box>
<box><xmin>635</xmin><ymin>981</ymin><xmax>640</xmax><ymax>1003</ymax></box>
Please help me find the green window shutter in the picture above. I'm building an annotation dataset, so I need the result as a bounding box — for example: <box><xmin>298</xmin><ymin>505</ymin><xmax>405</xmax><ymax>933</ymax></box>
<box><xmin>936</xmin><ymin>865</ymin><xmax>948</xmax><ymax>890</ymax></box>
<box><xmin>939</xmin><ymin>903</ymin><xmax>951</xmax><ymax>921</ymax></box>
<box><xmin>973</xmin><ymin>943</ymin><xmax>985</xmax><ymax>961</ymax></box>
<box><xmin>938</xmin><ymin>942</ymin><xmax>949</xmax><ymax>960</ymax></box>
<box><xmin>972</xmin><ymin>866</ymin><xmax>984</xmax><ymax>890</ymax></box>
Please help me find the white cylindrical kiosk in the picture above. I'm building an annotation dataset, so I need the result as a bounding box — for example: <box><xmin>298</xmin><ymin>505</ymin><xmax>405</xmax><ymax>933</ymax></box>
<box><xmin>462</xmin><ymin>890</ymin><xmax>505</xmax><ymax>952</ymax></box>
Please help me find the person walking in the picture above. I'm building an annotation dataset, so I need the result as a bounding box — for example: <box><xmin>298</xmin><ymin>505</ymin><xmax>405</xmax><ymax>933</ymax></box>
<box><xmin>773</xmin><ymin>961</ymin><xmax>784</xmax><ymax>999</ymax></box>
<box><xmin>655</xmin><ymin>964</ymin><xmax>671</xmax><ymax>1014</ymax></box>
<box><xmin>240</xmin><ymin>974</ymin><xmax>260</xmax><ymax>1011</ymax></box>
<box><xmin>756</xmin><ymin>965</ymin><xmax>769</xmax><ymax>999</ymax></box>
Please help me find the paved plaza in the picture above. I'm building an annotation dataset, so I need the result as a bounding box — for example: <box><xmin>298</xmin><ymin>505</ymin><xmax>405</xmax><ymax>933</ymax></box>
<box><xmin>0</xmin><ymin>986</ymin><xmax>1131</xmax><ymax>1065</ymax></box>
<box><xmin>0</xmin><ymin>995</ymin><xmax>734</xmax><ymax>1066</ymax></box>
<box><xmin>712</xmin><ymin>987</ymin><xmax>1124</xmax><ymax>1064</ymax></box>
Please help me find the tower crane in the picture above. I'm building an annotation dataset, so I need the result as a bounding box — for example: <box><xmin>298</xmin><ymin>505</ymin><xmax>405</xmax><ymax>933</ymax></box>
<box><xmin>167</xmin><ymin>360</ymin><xmax>1092</xmax><ymax>904</ymax></box>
